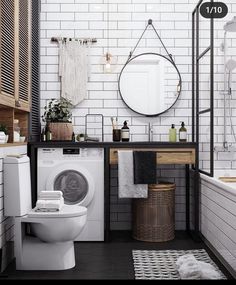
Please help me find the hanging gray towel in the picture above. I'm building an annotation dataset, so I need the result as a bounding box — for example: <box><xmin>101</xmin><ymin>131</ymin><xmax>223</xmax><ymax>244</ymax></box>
<box><xmin>133</xmin><ymin>151</ymin><xmax>157</xmax><ymax>184</ymax></box>
<box><xmin>118</xmin><ymin>151</ymin><xmax>148</xmax><ymax>199</ymax></box>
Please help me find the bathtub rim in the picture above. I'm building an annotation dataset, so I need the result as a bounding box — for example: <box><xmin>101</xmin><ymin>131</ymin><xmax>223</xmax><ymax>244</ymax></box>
<box><xmin>200</xmin><ymin>173</ymin><xmax>236</xmax><ymax>198</ymax></box>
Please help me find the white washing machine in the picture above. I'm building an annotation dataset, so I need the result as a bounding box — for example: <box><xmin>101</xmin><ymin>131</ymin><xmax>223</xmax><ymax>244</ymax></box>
<box><xmin>37</xmin><ymin>148</ymin><xmax>104</xmax><ymax>241</ymax></box>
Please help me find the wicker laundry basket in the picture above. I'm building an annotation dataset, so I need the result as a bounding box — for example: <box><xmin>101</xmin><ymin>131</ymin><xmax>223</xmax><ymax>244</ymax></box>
<box><xmin>132</xmin><ymin>182</ymin><xmax>176</xmax><ymax>242</ymax></box>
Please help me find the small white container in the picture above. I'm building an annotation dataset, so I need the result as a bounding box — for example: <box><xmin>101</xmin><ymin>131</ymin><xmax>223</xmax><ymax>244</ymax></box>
<box><xmin>14</xmin><ymin>119</ymin><xmax>21</xmax><ymax>143</ymax></box>
<box><xmin>0</xmin><ymin>132</ymin><xmax>6</xmax><ymax>144</ymax></box>
<box><xmin>20</xmin><ymin>136</ymin><xmax>26</xmax><ymax>143</ymax></box>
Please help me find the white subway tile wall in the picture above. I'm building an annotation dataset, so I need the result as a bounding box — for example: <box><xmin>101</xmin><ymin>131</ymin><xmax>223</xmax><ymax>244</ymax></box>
<box><xmin>40</xmin><ymin>0</ymin><xmax>236</xmax><ymax>163</ymax></box>
<box><xmin>0</xmin><ymin>146</ymin><xmax>27</xmax><ymax>272</ymax></box>
<box><xmin>40</xmin><ymin>0</ymin><xmax>236</xmax><ymax>230</ymax></box>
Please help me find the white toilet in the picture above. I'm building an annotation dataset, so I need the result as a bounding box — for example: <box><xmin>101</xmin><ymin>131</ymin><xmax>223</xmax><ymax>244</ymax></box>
<box><xmin>3</xmin><ymin>156</ymin><xmax>87</xmax><ymax>271</ymax></box>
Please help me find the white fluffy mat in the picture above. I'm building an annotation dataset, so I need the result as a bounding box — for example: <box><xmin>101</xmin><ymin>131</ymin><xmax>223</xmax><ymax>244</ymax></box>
<box><xmin>132</xmin><ymin>249</ymin><xmax>226</xmax><ymax>280</ymax></box>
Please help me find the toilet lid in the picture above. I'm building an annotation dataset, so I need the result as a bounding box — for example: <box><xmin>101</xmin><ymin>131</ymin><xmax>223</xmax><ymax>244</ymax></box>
<box><xmin>28</xmin><ymin>205</ymin><xmax>87</xmax><ymax>218</ymax></box>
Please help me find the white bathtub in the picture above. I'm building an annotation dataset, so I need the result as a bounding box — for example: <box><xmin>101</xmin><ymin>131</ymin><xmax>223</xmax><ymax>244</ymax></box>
<box><xmin>201</xmin><ymin>170</ymin><xmax>236</xmax><ymax>197</ymax></box>
<box><xmin>200</xmin><ymin>172</ymin><xmax>236</xmax><ymax>277</ymax></box>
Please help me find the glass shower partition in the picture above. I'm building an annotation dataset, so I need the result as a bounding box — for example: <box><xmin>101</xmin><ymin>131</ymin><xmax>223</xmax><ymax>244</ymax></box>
<box><xmin>191</xmin><ymin>0</ymin><xmax>214</xmax><ymax>236</ymax></box>
<box><xmin>192</xmin><ymin>0</ymin><xmax>214</xmax><ymax>177</ymax></box>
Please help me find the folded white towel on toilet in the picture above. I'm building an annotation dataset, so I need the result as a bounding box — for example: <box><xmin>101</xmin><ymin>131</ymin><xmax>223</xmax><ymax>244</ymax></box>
<box><xmin>38</xmin><ymin>191</ymin><xmax>63</xmax><ymax>200</ymax></box>
<box><xmin>176</xmin><ymin>254</ymin><xmax>222</xmax><ymax>280</ymax></box>
<box><xmin>35</xmin><ymin>205</ymin><xmax>62</xmax><ymax>212</ymax></box>
<box><xmin>36</xmin><ymin>197</ymin><xmax>64</xmax><ymax>212</ymax></box>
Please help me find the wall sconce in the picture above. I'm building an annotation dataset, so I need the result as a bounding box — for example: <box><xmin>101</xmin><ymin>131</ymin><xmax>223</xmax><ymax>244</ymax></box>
<box><xmin>102</xmin><ymin>52</ymin><xmax>117</xmax><ymax>73</ymax></box>
<box><xmin>101</xmin><ymin>0</ymin><xmax>117</xmax><ymax>73</ymax></box>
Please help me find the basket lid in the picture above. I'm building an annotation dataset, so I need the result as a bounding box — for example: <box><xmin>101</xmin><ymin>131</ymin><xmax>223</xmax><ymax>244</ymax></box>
<box><xmin>149</xmin><ymin>182</ymin><xmax>176</xmax><ymax>191</ymax></box>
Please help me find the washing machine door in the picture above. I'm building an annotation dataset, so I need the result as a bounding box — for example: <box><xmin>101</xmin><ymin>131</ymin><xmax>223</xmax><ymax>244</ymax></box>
<box><xmin>45</xmin><ymin>164</ymin><xmax>95</xmax><ymax>207</ymax></box>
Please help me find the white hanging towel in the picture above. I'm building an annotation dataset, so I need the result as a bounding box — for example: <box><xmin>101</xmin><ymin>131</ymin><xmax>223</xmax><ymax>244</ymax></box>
<box><xmin>59</xmin><ymin>41</ymin><xmax>88</xmax><ymax>106</ymax></box>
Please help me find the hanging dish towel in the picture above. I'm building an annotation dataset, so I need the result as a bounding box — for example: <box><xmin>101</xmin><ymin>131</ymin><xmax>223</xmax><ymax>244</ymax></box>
<box><xmin>59</xmin><ymin>41</ymin><xmax>88</xmax><ymax>106</ymax></box>
<box><xmin>133</xmin><ymin>151</ymin><xmax>157</xmax><ymax>184</ymax></box>
<box><xmin>118</xmin><ymin>151</ymin><xmax>148</xmax><ymax>199</ymax></box>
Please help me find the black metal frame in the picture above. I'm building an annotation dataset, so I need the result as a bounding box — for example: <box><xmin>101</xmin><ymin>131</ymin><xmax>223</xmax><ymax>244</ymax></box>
<box><xmin>118</xmin><ymin>19</ymin><xmax>182</xmax><ymax>117</ymax></box>
<box><xmin>192</xmin><ymin>0</ymin><xmax>214</xmax><ymax>177</ymax></box>
<box><xmin>85</xmin><ymin>114</ymin><xmax>104</xmax><ymax>142</ymax></box>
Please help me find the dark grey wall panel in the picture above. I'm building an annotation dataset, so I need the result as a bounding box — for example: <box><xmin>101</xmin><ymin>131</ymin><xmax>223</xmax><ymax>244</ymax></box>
<box><xmin>30</xmin><ymin>0</ymin><xmax>40</xmax><ymax>142</ymax></box>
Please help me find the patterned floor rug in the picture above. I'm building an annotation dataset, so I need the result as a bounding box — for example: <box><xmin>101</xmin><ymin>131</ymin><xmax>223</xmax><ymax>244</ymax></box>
<box><xmin>132</xmin><ymin>249</ymin><xmax>227</xmax><ymax>280</ymax></box>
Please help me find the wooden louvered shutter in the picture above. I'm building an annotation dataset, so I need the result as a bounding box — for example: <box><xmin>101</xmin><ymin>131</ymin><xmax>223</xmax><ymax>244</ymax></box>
<box><xmin>0</xmin><ymin>0</ymin><xmax>31</xmax><ymax>111</ymax></box>
<box><xmin>0</xmin><ymin>0</ymin><xmax>33</xmax><ymax>144</ymax></box>
<box><xmin>17</xmin><ymin>0</ymin><xmax>31</xmax><ymax>111</ymax></box>
<box><xmin>0</xmin><ymin>0</ymin><xmax>16</xmax><ymax>107</ymax></box>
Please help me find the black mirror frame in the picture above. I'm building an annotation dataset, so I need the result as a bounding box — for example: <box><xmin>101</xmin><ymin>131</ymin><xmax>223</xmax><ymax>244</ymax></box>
<box><xmin>118</xmin><ymin>52</ymin><xmax>182</xmax><ymax>117</ymax></box>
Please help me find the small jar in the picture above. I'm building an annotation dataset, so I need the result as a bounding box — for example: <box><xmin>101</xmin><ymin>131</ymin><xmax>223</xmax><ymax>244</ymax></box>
<box><xmin>113</xmin><ymin>129</ymin><xmax>121</xmax><ymax>142</ymax></box>
<box><xmin>14</xmin><ymin>119</ymin><xmax>21</xmax><ymax>143</ymax></box>
<box><xmin>0</xmin><ymin>132</ymin><xmax>6</xmax><ymax>144</ymax></box>
<box><xmin>45</xmin><ymin>123</ymin><xmax>52</xmax><ymax>142</ymax></box>
<box><xmin>79</xmin><ymin>134</ymin><xmax>85</xmax><ymax>142</ymax></box>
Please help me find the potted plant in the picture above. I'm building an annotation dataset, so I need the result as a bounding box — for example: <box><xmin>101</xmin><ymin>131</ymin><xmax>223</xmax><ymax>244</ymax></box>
<box><xmin>0</xmin><ymin>124</ymin><xmax>9</xmax><ymax>143</ymax></box>
<box><xmin>42</xmin><ymin>98</ymin><xmax>74</xmax><ymax>141</ymax></box>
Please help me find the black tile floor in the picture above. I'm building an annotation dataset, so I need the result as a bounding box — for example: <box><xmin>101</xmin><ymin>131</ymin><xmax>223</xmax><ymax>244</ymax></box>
<box><xmin>0</xmin><ymin>231</ymin><xmax>234</xmax><ymax>280</ymax></box>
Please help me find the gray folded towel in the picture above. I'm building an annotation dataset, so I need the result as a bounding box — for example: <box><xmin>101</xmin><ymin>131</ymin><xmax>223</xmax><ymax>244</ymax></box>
<box><xmin>133</xmin><ymin>151</ymin><xmax>157</xmax><ymax>184</ymax></box>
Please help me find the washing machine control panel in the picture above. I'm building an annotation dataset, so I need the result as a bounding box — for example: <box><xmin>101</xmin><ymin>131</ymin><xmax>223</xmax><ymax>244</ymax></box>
<box><xmin>38</xmin><ymin>148</ymin><xmax>104</xmax><ymax>160</ymax></box>
<box><xmin>63</xmin><ymin>148</ymin><xmax>80</xmax><ymax>155</ymax></box>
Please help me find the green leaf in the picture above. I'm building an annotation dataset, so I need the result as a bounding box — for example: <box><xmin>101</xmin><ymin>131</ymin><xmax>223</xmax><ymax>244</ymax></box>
<box><xmin>41</xmin><ymin>98</ymin><xmax>73</xmax><ymax>122</ymax></box>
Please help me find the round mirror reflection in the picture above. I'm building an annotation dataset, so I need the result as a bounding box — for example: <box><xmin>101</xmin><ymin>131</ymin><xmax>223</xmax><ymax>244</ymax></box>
<box><xmin>118</xmin><ymin>53</ymin><xmax>182</xmax><ymax>117</ymax></box>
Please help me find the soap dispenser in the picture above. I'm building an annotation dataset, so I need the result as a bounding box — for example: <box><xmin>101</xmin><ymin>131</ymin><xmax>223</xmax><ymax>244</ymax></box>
<box><xmin>169</xmin><ymin>124</ymin><xmax>177</xmax><ymax>143</ymax></box>
<box><xmin>179</xmin><ymin>122</ymin><xmax>187</xmax><ymax>142</ymax></box>
<box><xmin>121</xmin><ymin>121</ymin><xmax>130</xmax><ymax>142</ymax></box>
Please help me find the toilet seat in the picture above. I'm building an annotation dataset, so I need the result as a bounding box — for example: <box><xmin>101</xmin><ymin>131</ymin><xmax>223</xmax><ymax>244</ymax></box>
<box><xmin>27</xmin><ymin>205</ymin><xmax>87</xmax><ymax>218</ymax></box>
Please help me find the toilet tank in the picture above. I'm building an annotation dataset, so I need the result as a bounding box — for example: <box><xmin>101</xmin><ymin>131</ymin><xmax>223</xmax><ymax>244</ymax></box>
<box><xmin>4</xmin><ymin>156</ymin><xmax>32</xmax><ymax>217</ymax></box>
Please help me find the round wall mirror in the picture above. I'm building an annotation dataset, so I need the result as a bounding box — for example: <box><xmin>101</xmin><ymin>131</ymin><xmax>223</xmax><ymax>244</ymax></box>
<box><xmin>118</xmin><ymin>53</ymin><xmax>182</xmax><ymax>117</ymax></box>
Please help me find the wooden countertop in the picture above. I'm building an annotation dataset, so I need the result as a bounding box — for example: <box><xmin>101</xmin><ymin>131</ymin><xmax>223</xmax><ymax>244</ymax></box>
<box><xmin>109</xmin><ymin>148</ymin><xmax>196</xmax><ymax>165</ymax></box>
<box><xmin>0</xmin><ymin>142</ymin><xmax>27</xmax><ymax>148</ymax></box>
